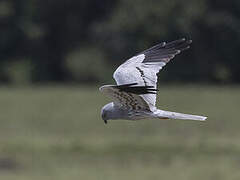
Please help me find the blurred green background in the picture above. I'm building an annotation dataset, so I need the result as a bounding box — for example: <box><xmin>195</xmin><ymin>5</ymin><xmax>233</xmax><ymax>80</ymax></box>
<box><xmin>0</xmin><ymin>0</ymin><xmax>240</xmax><ymax>179</ymax></box>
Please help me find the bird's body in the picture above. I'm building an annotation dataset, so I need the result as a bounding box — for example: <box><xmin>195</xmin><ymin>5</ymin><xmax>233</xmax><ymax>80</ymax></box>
<box><xmin>100</xmin><ymin>38</ymin><xmax>207</xmax><ymax>124</ymax></box>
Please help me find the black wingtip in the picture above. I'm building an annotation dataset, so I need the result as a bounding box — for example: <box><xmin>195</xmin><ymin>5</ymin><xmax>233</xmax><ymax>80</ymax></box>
<box><xmin>180</xmin><ymin>38</ymin><xmax>186</xmax><ymax>42</ymax></box>
<box><xmin>187</xmin><ymin>39</ymin><xmax>193</xmax><ymax>44</ymax></box>
<box><xmin>179</xmin><ymin>38</ymin><xmax>192</xmax><ymax>43</ymax></box>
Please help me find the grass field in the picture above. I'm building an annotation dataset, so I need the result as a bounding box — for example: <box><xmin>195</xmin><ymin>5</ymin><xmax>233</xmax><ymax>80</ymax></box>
<box><xmin>0</xmin><ymin>85</ymin><xmax>239</xmax><ymax>180</ymax></box>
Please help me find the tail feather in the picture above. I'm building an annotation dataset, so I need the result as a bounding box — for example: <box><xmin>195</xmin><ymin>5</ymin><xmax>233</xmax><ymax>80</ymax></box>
<box><xmin>155</xmin><ymin>109</ymin><xmax>207</xmax><ymax>121</ymax></box>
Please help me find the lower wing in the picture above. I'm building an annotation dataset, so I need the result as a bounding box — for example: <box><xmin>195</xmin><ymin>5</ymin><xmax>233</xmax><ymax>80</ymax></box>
<box><xmin>99</xmin><ymin>83</ymin><xmax>157</xmax><ymax>111</ymax></box>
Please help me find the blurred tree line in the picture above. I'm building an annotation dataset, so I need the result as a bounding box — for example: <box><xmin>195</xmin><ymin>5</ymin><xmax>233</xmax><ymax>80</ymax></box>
<box><xmin>0</xmin><ymin>0</ymin><xmax>240</xmax><ymax>85</ymax></box>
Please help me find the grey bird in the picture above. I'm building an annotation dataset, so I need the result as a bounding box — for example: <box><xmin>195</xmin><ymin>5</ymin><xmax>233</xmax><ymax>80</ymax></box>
<box><xmin>99</xmin><ymin>38</ymin><xmax>207</xmax><ymax>124</ymax></box>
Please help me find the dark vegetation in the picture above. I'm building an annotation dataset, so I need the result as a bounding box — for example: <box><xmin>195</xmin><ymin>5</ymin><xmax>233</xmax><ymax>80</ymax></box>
<box><xmin>1</xmin><ymin>0</ymin><xmax>239</xmax><ymax>84</ymax></box>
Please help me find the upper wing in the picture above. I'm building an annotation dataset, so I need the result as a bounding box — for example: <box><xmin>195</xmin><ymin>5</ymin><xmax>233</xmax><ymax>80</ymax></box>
<box><xmin>99</xmin><ymin>83</ymin><xmax>157</xmax><ymax>112</ymax></box>
<box><xmin>113</xmin><ymin>38</ymin><xmax>192</xmax><ymax>110</ymax></box>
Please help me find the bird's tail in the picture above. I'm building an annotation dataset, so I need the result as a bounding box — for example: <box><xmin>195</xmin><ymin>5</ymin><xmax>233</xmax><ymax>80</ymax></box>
<box><xmin>154</xmin><ymin>109</ymin><xmax>207</xmax><ymax>121</ymax></box>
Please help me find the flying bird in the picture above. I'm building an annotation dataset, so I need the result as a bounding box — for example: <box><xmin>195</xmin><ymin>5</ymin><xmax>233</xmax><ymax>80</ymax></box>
<box><xmin>99</xmin><ymin>38</ymin><xmax>207</xmax><ymax>124</ymax></box>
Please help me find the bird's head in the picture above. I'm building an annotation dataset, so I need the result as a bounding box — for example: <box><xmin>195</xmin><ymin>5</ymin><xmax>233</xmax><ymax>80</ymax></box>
<box><xmin>101</xmin><ymin>102</ymin><xmax>114</xmax><ymax>124</ymax></box>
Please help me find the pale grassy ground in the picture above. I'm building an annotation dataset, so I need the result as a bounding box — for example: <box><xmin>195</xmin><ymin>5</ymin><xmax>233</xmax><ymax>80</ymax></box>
<box><xmin>0</xmin><ymin>85</ymin><xmax>239</xmax><ymax>180</ymax></box>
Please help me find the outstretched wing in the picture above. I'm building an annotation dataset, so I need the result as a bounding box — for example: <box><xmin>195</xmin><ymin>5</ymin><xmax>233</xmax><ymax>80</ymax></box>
<box><xmin>113</xmin><ymin>38</ymin><xmax>192</xmax><ymax>110</ymax></box>
<box><xmin>99</xmin><ymin>83</ymin><xmax>158</xmax><ymax>111</ymax></box>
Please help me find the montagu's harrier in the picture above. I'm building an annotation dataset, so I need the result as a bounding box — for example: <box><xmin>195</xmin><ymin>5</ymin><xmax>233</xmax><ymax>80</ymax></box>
<box><xmin>99</xmin><ymin>38</ymin><xmax>207</xmax><ymax>124</ymax></box>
